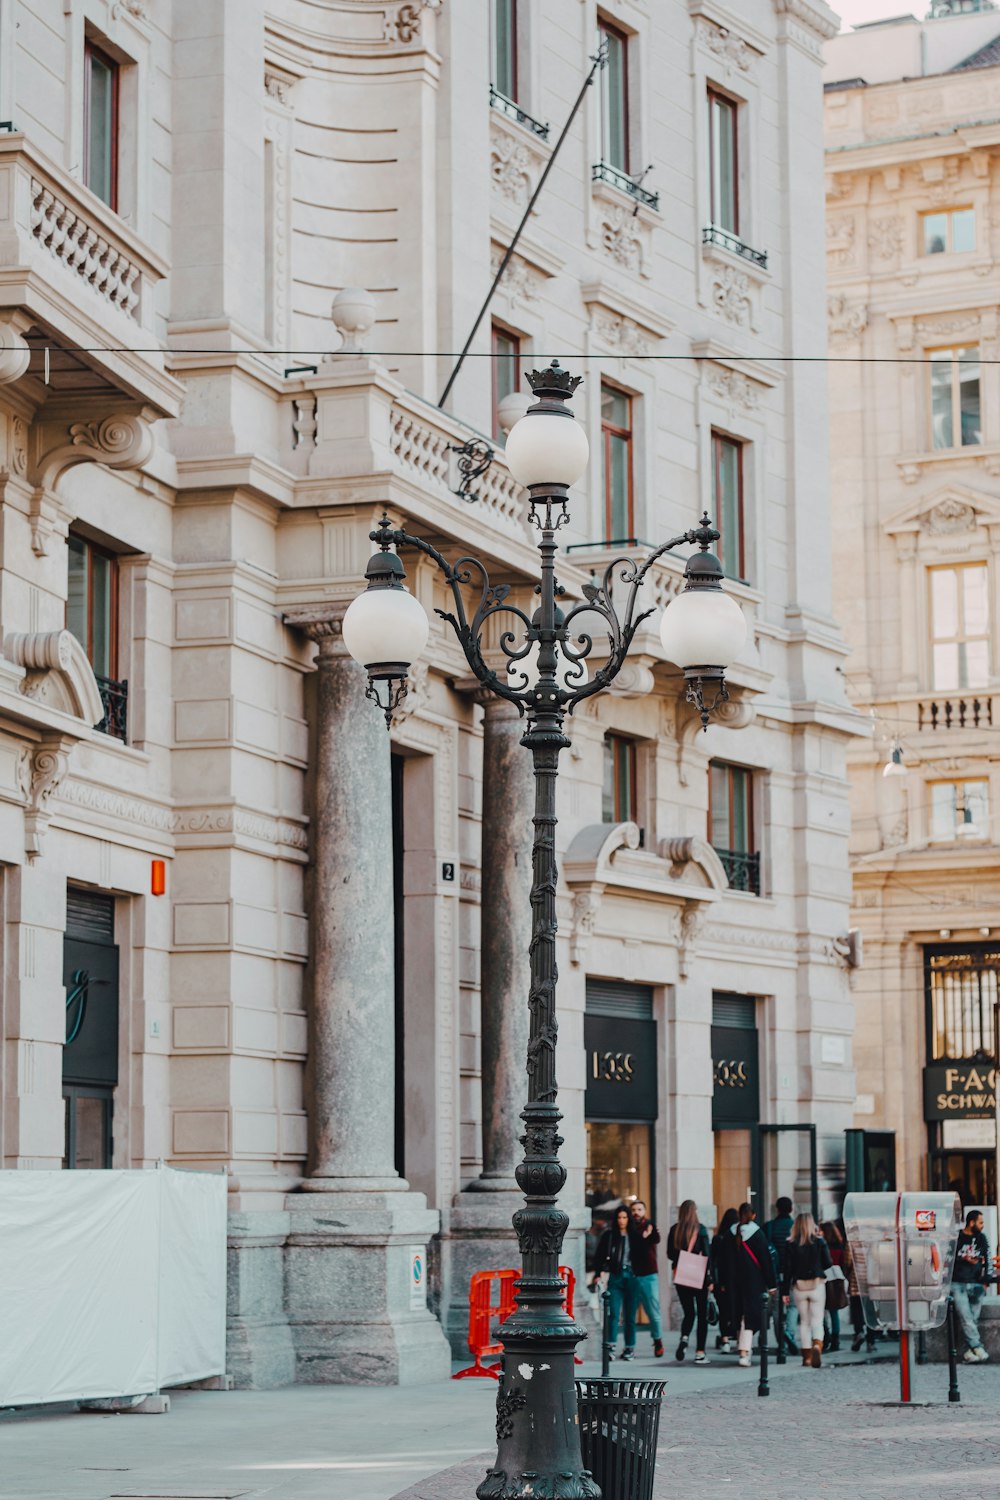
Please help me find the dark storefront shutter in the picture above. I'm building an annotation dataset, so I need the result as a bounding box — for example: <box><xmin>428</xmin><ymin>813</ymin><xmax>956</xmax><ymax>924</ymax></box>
<box><xmin>66</xmin><ymin>888</ymin><xmax>115</xmax><ymax>942</ymax></box>
<box><xmin>586</xmin><ymin>979</ymin><xmax>654</xmax><ymax>1020</ymax></box>
<box><xmin>712</xmin><ymin>991</ymin><xmax>756</xmax><ymax>1030</ymax></box>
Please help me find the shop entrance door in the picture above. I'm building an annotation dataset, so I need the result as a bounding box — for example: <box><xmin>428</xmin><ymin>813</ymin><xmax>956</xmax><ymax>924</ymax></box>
<box><xmin>62</xmin><ymin>889</ymin><xmax>118</xmax><ymax>1170</ymax></box>
<box><xmin>713</xmin><ymin>1127</ymin><xmax>754</xmax><ymax>1219</ymax></box>
<box><xmin>756</xmin><ymin>1124</ymin><xmax>818</xmax><ymax>1223</ymax></box>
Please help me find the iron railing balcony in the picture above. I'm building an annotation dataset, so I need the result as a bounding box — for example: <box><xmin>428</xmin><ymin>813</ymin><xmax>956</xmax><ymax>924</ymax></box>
<box><xmin>592</xmin><ymin>161</ymin><xmax>660</xmax><ymax>211</ymax></box>
<box><xmin>702</xmin><ymin>225</ymin><xmax>768</xmax><ymax>270</ymax></box>
<box><xmin>95</xmin><ymin>675</ymin><xmax>128</xmax><ymax>743</ymax></box>
<box><xmin>714</xmin><ymin>847</ymin><xmax>761</xmax><ymax>896</ymax></box>
<box><xmin>489</xmin><ymin>86</ymin><xmax>550</xmax><ymax>139</ymax></box>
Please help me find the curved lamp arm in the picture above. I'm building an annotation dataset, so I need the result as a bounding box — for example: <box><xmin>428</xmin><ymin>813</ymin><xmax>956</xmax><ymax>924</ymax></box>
<box><xmin>368</xmin><ymin>508</ymin><xmax>732</xmax><ymax>724</ymax></box>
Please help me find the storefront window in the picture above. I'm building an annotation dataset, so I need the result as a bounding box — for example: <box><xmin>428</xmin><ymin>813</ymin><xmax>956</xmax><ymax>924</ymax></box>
<box><xmin>585</xmin><ymin>980</ymin><xmax>656</xmax><ymax>1270</ymax></box>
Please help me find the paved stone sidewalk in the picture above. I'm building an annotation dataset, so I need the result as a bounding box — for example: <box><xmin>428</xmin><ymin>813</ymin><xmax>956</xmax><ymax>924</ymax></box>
<box><xmin>0</xmin><ymin>1357</ymin><xmax>994</xmax><ymax>1500</ymax></box>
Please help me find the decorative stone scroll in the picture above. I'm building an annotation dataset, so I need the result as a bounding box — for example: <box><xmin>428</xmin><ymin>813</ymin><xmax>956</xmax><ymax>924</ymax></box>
<box><xmin>4</xmin><ymin>630</ymin><xmax>104</xmax><ymax>727</ymax></box>
<box><xmin>28</xmin><ymin>412</ymin><xmax>154</xmax><ymax>556</ymax></box>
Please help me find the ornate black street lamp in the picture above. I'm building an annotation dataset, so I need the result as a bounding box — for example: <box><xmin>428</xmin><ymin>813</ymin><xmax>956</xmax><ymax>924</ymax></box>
<box><xmin>343</xmin><ymin>362</ymin><xmax>745</xmax><ymax>1500</ymax></box>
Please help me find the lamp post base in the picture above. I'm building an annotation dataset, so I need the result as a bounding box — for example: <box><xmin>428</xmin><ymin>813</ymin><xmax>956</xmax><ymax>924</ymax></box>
<box><xmin>478</xmin><ymin>1327</ymin><xmax>599</xmax><ymax>1500</ymax></box>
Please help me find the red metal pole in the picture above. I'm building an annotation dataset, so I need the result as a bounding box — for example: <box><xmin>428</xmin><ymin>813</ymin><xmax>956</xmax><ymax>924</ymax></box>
<box><xmin>899</xmin><ymin>1330</ymin><xmax>911</xmax><ymax>1403</ymax></box>
<box><xmin>895</xmin><ymin>1195</ymin><xmax>911</xmax><ymax>1403</ymax></box>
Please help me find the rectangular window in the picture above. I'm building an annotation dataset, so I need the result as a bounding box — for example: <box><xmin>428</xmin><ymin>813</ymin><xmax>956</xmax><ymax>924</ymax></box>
<box><xmin>492</xmin><ymin>0</ymin><xmax>518</xmax><ymax>102</ymax></box>
<box><xmin>929</xmin><ymin>345</ymin><xmax>981</xmax><ymax>450</ymax></box>
<box><xmin>929</xmin><ymin>563</ymin><xmax>989</xmax><ymax>691</ymax></box>
<box><xmin>709</xmin><ymin>761</ymin><xmax>759</xmax><ymax>895</ymax></box>
<box><xmin>598</xmin><ymin>18</ymin><xmax>629</xmax><ymax>173</ymax></box>
<box><xmin>926</xmin><ymin>947</ymin><xmax>1000</xmax><ymax>1061</ymax></box>
<box><xmin>492</xmin><ymin>324</ymin><xmax>521</xmax><ymax>442</ymax></box>
<box><xmin>67</xmin><ymin>533</ymin><xmax>126</xmax><ymax>740</ymax></box>
<box><xmin>930</xmin><ymin>780</ymin><xmax>989</xmax><ymax>841</ymax></box>
<box><xmin>921</xmin><ymin>207</ymin><xmax>976</xmax><ymax>257</ymax></box>
<box><xmin>708</xmin><ymin>89</ymin><xmax>738</xmax><ymax>235</ymax></box>
<box><xmin>929</xmin><ymin>942</ymin><xmax>995</xmax><ymax>1062</ymax></box>
<box><xmin>601</xmin><ymin>383</ymin><xmax>633</xmax><ymax>542</ymax></box>
<box><xmin>84</xmin><ymin>40</ymin><xmax>119</xmax><ymax>210</ymax></box>
<box><xmin>603</xmin><ymin>733</ymin><xmax>638</xmax><ymax>824</ymax></box>
<box><xmin>712</xmin><ymin>431</ymin><xmax>745</xmax><ymax>581</ymax></box>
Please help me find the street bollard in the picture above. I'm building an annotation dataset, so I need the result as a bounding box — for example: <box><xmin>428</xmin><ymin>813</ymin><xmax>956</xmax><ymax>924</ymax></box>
<box><xmin>757</xmin><ymin>1293</ymin><xmax>770</xmax><ymax>1398</ymax></box>
<box><xmin>602</xmin><ymin>1287</ymin><xmax>611</xmax><ymax>1378</ymax></box>
<box><xmin>947</xmin><ymin>1298</ymin><xmax>961</xmax><ymax>1404</ymax></box>
<box><xmin>775</xmin><ymin>1293</ymin><xmax>786</xmax><ymax>1365</ymax></box>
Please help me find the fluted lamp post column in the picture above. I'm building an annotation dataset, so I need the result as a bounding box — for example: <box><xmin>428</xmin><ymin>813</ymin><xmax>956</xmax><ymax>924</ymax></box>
<box><xmin>342</xmin><ymin>362</ymin><xmax>747</xmax><ymax>1500</ymax></box>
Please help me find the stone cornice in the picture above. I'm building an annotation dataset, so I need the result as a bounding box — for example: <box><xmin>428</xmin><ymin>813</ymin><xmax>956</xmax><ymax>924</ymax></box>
<box><xmin>54</xmin><ymin>779</ymin><xmax>310</xmax><ymax>855</ymax></box>
<box><xmin>283</xmin><ymin>603</ymin><xmax>349</xmax><ymax>654</ymax></box>
<box><xmin>773</xmin><ymin>0</ymin><xmax>839</xmax><ymax>44</ymax></box>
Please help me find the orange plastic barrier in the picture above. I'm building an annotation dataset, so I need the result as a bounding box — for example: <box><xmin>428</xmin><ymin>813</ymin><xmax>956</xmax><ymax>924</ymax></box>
<box><xmin>453</xmin><ymin>1265</ymin><xmax>579</xmax><ymax>1379</ymax></box>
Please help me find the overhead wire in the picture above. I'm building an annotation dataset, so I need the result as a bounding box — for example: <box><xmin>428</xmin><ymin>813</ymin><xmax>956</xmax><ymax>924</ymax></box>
<box><xmin>24</xmin><ymin>349</ymin><xmax>1000</xmax><ymax>363</ymax></box>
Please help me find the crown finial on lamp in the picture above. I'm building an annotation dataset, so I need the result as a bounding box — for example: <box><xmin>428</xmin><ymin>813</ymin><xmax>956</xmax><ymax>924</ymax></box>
<box><xmin>524</xmin><ymin>359</ymin><xmax>584</xmax><ymax>412</ymax></box>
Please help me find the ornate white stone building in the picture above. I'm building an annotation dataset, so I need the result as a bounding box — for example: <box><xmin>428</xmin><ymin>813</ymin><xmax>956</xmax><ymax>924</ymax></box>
<box><xmin>0</xmin><ymin>0</ymin><xmax>855</xmax><ymax>1386</ymax></box>
<box><xmin>826</xmin><ymin>5</ymin><xmax>1000</xmax><ymax>1209</ymax></box>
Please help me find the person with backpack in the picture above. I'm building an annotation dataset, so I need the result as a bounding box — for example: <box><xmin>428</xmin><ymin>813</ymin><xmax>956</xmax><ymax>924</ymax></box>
<box><xmin>667</xmin><ymin>1200</ymin><xmax>712</xmax><ymax>1364</ymax></box>
<box><xmin>953</xmin><ymin>1208</ymin><xmax>992</xmax><ymax>1363</ymax></box>
<box><xmin>731</xmin><ymin>1202</ymin><xmax>777</xmax><ymax>1367</ymax></box>
<box><xmin>764</xmin><ymin>1196</ymin><xmax>797</xmax><ymax>1354</ymax></box>
<box><xmin>782</xmin><ymin>1213</ymin><xmax>832</xmax><ymax>1368</ymax></box>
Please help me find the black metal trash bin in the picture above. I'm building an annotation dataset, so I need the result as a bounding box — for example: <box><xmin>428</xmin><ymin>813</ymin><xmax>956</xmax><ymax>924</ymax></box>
<box><xmin>576</xmin><ymin>1379</ymin><xmax>666</xmax><ymax>1500</ymax></box>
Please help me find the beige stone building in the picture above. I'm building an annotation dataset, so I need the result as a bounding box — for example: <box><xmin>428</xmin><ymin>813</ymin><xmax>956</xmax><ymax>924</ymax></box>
<box><xmin>0</xmin><ymin>0</ymin><xmax>855</xmax><ymax>1388</ymax></box>
<box><xmin>826</xmin><ymin>3</ymin><xmax>1000</xmax><ymax>1207</ymax></box>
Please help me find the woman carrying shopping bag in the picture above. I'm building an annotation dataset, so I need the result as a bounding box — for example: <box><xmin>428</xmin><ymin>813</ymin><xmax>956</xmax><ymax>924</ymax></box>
<box><xmin>667</xmin><ymin>1200</ymin><xmax>713</xmax><ymax>1364</ymax></box>
<box><xmin>782</xmin><ymin>1213</ymin><xmax>833</xmax><ymax>1368</ymax></box>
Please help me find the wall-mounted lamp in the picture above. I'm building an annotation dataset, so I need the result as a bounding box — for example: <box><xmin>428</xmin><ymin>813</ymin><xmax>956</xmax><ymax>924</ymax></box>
<box><xmin>151</xmin><ymin>859</ymin><xmax>166</xmax><ymax>897</ymax></box>
<box><xmin>939</xmin><ymin>928</ymin><xmax>952</xmax><ymax>939</ymax></box>
<box><xmin>882</xmin><ymin>742</ymin><xmax>908</xmax><ymax>778</ymax></box>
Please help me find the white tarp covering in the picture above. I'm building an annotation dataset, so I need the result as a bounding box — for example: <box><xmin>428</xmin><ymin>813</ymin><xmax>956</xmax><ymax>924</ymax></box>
<box><xmin>0</xmin><ymin>1165</ymin><xmax>227</xmax><ymax>1405</ymax></box>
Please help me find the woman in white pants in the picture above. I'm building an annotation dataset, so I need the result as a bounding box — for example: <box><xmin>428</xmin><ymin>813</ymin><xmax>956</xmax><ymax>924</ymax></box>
<box><xmin>782</xmin><ymin>1213</ymin><xmax>832</xmax><ymax>1368</ymax></box>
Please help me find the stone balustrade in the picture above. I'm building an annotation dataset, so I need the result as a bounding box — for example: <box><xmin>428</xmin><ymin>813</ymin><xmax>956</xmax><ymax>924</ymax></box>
<box><xmin>284</xmin><ymin>373</ymin><xmax>534</xmax><ymax>555</ymax></box>
<box><xmin>388</xmin><ymin>395</ymin><xmax>527</xmax><ymax>538</ymax></box>
<box><xmin>0</xmin><ymin>134</ymin><xmax>167</xmax><ymax>341</ymax></box>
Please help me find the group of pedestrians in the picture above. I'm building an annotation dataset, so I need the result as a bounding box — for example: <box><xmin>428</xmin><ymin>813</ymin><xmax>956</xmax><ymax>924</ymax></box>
<box><xmin>596</xmin><ymin>1195</ymin><xmax>998</xmax><ymax>1369</ymax></box>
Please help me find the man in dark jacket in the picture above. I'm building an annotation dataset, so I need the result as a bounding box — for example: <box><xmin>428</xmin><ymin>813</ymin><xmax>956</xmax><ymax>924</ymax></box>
<box><xmin>629</xmin><ymin>1200</ymin><xmax>664</xmax><ymax>1357</ymax></box>
<box><xmin>953</xmin><ymin>1209</ymin><xmax>991</xmax><ymax>1363</ymax></box>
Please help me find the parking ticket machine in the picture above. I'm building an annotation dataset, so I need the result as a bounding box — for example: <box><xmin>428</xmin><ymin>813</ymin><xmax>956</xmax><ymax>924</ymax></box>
<box><xmin>844</xmin><ymin>1191</ymin><xmax>961</xmax><ymax>1401</ymax></box>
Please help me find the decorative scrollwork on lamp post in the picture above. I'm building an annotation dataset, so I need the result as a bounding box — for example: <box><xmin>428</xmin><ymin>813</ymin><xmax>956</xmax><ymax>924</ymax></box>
<box><xmin>342</xmin><ymin>361</ymin><xmax>746</xmax><ymax>1500</ymax></box>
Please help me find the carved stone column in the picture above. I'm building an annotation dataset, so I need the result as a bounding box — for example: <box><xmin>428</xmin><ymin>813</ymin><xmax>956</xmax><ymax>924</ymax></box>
<box><xmin>278</xmin><ymin>604</ymin><xmax>450</xmax><ymax>1384</ymax></box>
<box><xmin>471</xmin><ymin>695</ymin><xmax>533</xmax><ymax>1189</ymax></box>
<box><xmin>439</xmin><ymin>693</ymin><xmax>538</xmax><ymax>1356</ymax></box>
<box><xmin>298</xmin><ymin>609</ymin><xmax>399</xmax><ymax>1187</ymax></box>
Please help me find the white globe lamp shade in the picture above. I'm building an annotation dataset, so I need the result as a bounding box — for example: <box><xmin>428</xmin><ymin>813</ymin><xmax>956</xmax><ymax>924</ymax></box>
<box><xmin>508</xmin><ymin>641</ymin><xmax>589</xmax><ymax>692</ymax></box>
<box><xmin>659</xmin><ymin>586</ymin><xmax>746</xmax><ymax>671</ymax></box>
<box><xmin>504</xmin><ymin>410</ymin><xmax>590</xmax><ymax>489</ymax></box>
<box><xmin>342</xmin><ymin>552</ymin><xmax>429</xmax><ymax>671</ymax></box>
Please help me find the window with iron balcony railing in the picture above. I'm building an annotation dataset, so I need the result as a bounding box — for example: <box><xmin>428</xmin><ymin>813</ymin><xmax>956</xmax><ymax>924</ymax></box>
<box><xmin>709</xmin><ymin>760</ymin><xmax>760</xmax><ymax>897</ymax></box>
<box><xmin>67</xmin><ymin>532</ymin><xmax>128</xmax><ymax>743</ymax></box>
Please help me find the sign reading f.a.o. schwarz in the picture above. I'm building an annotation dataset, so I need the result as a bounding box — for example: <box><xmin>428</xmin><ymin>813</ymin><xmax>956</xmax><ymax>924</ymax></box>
<box><xmin>923</xmin><ymin>1062</ymin><xmax>997</xmax><ymax>1121</ymax></box>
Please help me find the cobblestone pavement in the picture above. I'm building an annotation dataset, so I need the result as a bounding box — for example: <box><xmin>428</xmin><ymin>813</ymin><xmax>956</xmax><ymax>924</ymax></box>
<box><xmin>398</xmin><ymin>1361</ymin><xmax>1000</xmax><ymax>1500</ymax></box>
